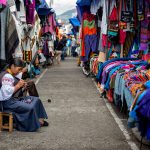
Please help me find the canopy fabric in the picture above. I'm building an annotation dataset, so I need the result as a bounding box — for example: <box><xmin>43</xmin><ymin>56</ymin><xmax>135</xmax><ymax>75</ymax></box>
<box><xmin>69</xmin><ymin>17</ymin><xmax>80</xmax><ymax>27</ymax></box>
<box><xmin>76</xmin><ymin>0</ymin><xmax>92</xmax><ymax>6</ymax></box>
<box><xmin>36</xmin><ymin>0</ymin><xmax>54</xmax><ymax>16</ymax></box>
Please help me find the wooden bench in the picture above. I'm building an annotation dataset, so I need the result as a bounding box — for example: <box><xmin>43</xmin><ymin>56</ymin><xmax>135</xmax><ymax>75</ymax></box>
<box><xmin>0</xmin><ymin>112</ymin><xmax>13</xmax><ymax>133</ymax></box>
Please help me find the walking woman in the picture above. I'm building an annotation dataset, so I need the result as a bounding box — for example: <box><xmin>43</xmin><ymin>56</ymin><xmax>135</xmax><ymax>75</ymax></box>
<box><xmin>55</xmin><ymin>35</ymin><xmax>67</xmax><ymax>64</ymax></box>
<box><xmin>0</xmin><ymin>58</ymin><xmax>48</xmax><ymax>132</ymax></box>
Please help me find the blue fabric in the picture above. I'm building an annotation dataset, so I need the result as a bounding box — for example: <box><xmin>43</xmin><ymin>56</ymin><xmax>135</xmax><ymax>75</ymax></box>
<box><xmin>120</xmin><ymin>78</ymin><xmax>126</xmax><ymax>104</ymax></box>
<box><xmin>67</xmin><ymin>39</ymin><xmax>71</xmax><ymax>47</ymax></box>
<box><xmin>2</xmin><ymin>96</ymin><xmax>48</xmax><ymax>132</ymax></box>
<box><xmin>127</xmin><ymin>90</ymin><xmax>150</xmax><ymax>138</ymax></box>
<box><xmin>69</xmin><ymin>17</ymin><xmax>80</xmax><ymax>27</ymax></box>
<box><xmin>71</xmin><ymin>28</ymin><xmax>77</xmax><ymax>36</ymax></box>
<box><xmin>107</xmin><ymin>46</ymin><xmax>113</xmax><ymax>60</ymax></box>
<box><xmin>144</xmin><ymin>81</ymin><xmax>150</xmax><ymax>88</ymax></box>
<box><xmin>137</xmin><ymin>89</ymin><xmax>150</xmax><ymax>139</ymax></box>
<box><xmin>81</xmin><ymin>34</ymin><xmax>98</xmax><ymax>62</ymax></box>
<box><xmin>137</xmin><ymin>89</ymin><xmax>150</xmax><ymax>119</ymax></box>
<box><xmin>76</xmin><ymin>5</ymin><xmax>82</xmax><ymax>22</ymax></box>
<box><xmin>114</xmin><ymin>73</ymin><xmax>122</xmax><ymax>95</ymax></box>
<box><xmin>105</xmin><ymin>65</ymin><xmax>125</xmax><ymax>90</ymax></box>
<box><xmin>36</xmin><ymin>0</ymin><xmax>53</xmax><ymax>16</ymax></box>
<box><xmin>128</xmin><ymin>90</ymin><xmax>146</xmax><ymax>127</ymax></box>
<box><xmin>128</xmin><ymin>39</ymin><xmax>139</xmax><ymax>57</ymax></box>
<box><xmin>96</xmin><ymin>58</ymin><xmax>139</xmax><ymax>82</ymax></box>
<box><xmin>76</xmin><ymin>0</ymin><xmax>92</xmax><ymax>6</ymax></box>
<box><xmin>124</xmin><ymin>88</ymin><xmax>134</xmax><ymax>109</ymax></box>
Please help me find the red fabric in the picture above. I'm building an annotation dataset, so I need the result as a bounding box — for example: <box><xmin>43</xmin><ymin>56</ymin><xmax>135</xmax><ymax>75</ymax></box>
<box><xmin>119</xmin><ymin>29</ymin><xmax>126</xmax><ymax>44</ymax></box>
<box><xmin>109</xmin><ymin>6</ymin><xmax>118</xmax><ymax>21</ymax></box>
<box><xmin>83</xmin><ymin>26</ymin><xmax>97</xmax><ymax>35</ymax></box>
<box><xmin>83</xmin><ymin>12</ymin><xmax>96</xmax><ymax>22</ymax></box>
<box><xmin>107</xmin><ymin>89</ymin><xmax>114</xmax><ymax>103</ymax></box>
<box><xmin>55</xmin><ymin>27</ymin><xmax>59</xmax><ymax>36</ymax></box>
<box><xmin>81</xmin><ymin>40</ymin><xmax>85</xmax><ymax>56</ymax></box>
<box><xmin>102</xmin><ymin>34</ymin><xmax>111</xmax><ymax>48</ymax></box>
<box><xmin>142</xmin><ymin>54</ymin><xmax>150</xmax><ymax>61</ymax></box>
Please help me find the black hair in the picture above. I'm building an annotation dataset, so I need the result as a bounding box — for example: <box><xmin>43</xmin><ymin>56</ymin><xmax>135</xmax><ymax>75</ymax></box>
<box><xmin>8</xmin><ymin>58</ymin><xmax>25</xmax><ymax>68</ymax></box>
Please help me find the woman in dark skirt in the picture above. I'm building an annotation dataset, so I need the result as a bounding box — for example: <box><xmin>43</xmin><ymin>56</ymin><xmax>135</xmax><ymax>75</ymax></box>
<box><xmin>0</xmin><ymin>58</ymin><xmax>48</xmax><ymax>132</ymax></box>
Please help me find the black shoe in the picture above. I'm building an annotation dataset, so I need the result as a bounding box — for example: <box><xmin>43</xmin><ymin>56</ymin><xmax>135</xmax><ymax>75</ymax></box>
<box><xmin>42</xmin><ymin>121</ymin><xmax>49</xmax><ymax>127</ymax></box>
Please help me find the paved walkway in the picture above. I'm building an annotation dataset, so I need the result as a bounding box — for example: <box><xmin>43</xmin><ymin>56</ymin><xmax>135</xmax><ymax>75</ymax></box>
<box><xmin>0</xmin><ymin>58</ymin><xmax>142</xmax><ymax>150</ymax></box>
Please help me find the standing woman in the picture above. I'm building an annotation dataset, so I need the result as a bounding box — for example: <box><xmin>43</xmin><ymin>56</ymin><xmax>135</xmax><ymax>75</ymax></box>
<box><xmin>0</xmin><ymin>58</ymin><xmax>48</xmax><ymax>132</ymax></box>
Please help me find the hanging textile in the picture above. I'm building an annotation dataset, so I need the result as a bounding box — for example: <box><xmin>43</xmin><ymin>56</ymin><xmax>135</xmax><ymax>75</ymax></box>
<box><xmin>80</xmin><ymin>12</ymin><xmax>97</xmax><ymax>62</ymax></box>
<box><xmin>21</xmin><ymin>32</ymin><xmax>35</xmax><ymax>62</ymax></box>
<box><xmin>101</xmin><ymin>0</ymin><xmax>108</xmax><ymax>35</ymax></box>
<box><xmin>42</xmin><ymin>14</ymin><xmax>56</xmax><ymax>34</ymax></box>
<box><xmin>0</xmin><ymin>6</ymin><xmax>19</xmax><ymax>62</ymax></box>
<box><xmin>139</xmin><ymin>0</ymin><xmax>150</xmax><ymax>52</ymax></box>
<box><xmin>26</xmin><ymin>0</ymin><xmax>35</xmax><ymax>24</ymax></box>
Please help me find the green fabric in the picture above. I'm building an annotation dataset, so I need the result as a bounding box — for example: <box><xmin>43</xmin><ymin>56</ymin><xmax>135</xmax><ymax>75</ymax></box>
<box><xmin>83</xmin><ymin>20</ymin><xmax>96</xmax><ymax>28</ymax></box>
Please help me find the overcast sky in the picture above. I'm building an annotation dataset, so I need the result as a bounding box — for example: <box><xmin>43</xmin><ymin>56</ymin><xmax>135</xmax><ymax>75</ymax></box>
<box><xmin>46</xmin><ymin>0</ymin><xmax>77</xmax><ymax>15</ymax></box>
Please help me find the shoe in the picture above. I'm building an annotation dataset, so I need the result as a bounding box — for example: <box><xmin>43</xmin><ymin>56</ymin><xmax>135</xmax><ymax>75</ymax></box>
<box><xmin>42</xmin><ymin>121</ymin><xmax>49</xmax><ymax>127</ymax></box>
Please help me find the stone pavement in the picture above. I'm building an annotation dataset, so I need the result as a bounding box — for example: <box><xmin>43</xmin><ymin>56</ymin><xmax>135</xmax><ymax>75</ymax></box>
<box><xmin>0</xmin><ymin>57</ymin><xmax>147</xmax><ymax>150</ymax></box>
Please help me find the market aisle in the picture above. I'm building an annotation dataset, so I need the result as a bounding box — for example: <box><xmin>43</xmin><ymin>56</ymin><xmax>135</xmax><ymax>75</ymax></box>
<box><xmin>36</xmin><ymin>57</ymin><xmax>132</xmax><ymax>150</ymax></box>
<box><xmin>0</xmin><ymin>58</ymin><xmax>133</xmax><ymax>150</ymax></box>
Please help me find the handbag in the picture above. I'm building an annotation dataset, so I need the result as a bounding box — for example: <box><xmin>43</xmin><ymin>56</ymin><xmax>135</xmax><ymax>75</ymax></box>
<box><xmin>121</xmin><ymin>0</ymin><xmax>133</xmax><ymax>23</ymax></box>
<box><xmin>137</xmin><ymin>0</ymin><xmax>145</xmax><ymax>21</ymax></box>
<box><xmin>121</xmin><ymin>11</ymin><xmax>133</xmax><ymax>23</ymax></box>
<box><xmin>108</xmin><ymin>6</ymin><xmax>119</xmax><ymax>39</ymax></box>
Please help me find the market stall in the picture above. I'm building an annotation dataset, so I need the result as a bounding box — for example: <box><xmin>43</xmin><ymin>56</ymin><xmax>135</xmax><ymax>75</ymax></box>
<box><xmin>76</xmin><ymin>0</ymin><xmax>150</xmax><ymax>141</ymax></box>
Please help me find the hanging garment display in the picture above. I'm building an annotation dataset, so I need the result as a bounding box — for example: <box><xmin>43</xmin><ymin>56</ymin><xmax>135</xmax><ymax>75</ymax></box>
<box><xmin>80</xmin><ymin>12</ymin><xmax>97</xmax><ymax>61</ymax></box>
<box><xmin>0</xmin><ymin>6</ymin><xmax>19</xmax><ymax>62</ymax></box>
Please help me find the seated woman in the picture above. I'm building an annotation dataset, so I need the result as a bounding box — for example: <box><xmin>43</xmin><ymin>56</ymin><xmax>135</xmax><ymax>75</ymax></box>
<box><xmin>0</xmin><ymin>58</ymin><xmax>48</xmax><ymax>132</ymax></box>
